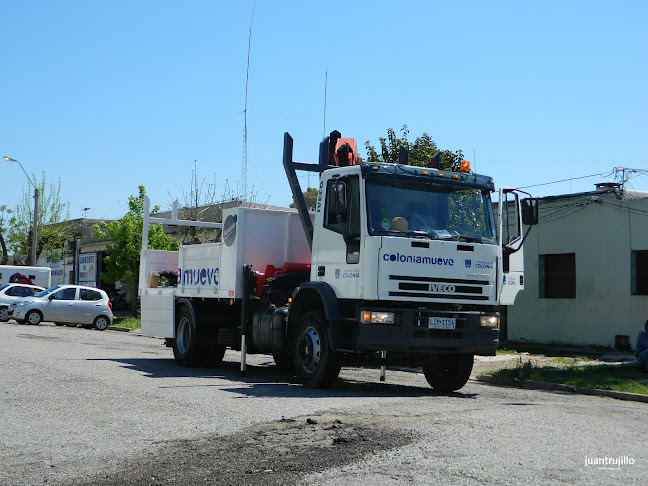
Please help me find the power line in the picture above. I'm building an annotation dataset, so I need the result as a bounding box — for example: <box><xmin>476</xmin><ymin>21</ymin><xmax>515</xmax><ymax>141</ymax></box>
<box><xmin>515</xmin><ymin>170</ymin><xmax>615</xmax><ymax>190</ymax></box>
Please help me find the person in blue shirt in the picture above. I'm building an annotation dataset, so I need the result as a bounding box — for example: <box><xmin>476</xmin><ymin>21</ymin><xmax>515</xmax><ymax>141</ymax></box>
<box><xmin>637</xmin><ymin>321</ymin><xmax>648</xmax><ymax>372</ymax></box>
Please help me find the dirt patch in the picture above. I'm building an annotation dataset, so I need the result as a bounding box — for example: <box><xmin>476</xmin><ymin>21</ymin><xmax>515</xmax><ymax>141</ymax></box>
<box><xmin>62</xmin><ymin>414</ymin><xmax>416</xmax><ymax>486</ymax></box>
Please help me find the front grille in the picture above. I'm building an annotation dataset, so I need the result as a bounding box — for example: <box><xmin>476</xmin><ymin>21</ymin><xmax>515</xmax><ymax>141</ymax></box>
<box><xmin>389</xmin><ymin>275</ymin><xmax>489</xmax><ymax>301</ymax></box>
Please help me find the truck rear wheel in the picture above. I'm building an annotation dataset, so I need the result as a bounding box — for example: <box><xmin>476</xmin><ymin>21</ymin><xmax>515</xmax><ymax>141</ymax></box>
<box><xmin>293</xmin><ymin>311</ymin><xmax>341</xmax><ymax>388</ymax></box>
<box><xmin>173</xmin><ymin>305</ymin><xmax>209</xmax><ymax>367</ymax></box>
<box><xmin>423</xmin><ymin>354</ymin><xmax>474</xmax><ymax>392</ymax></box>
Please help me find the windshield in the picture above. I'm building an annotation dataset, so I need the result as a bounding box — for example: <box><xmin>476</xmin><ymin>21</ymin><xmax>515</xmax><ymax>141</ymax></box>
<box><xmin>34</xmin><ymin>286</ymin><xmax>62</xmax><ymax>298</ymax></box>
<box><xmin>366</xmin><ymin>178</ymin><xmax>496</xmax><ymax>244</ymax></box>
<box><xmin>0</xmin><ymin>284</ymin><xmax>9</xmax><ymax>291</ymax></box>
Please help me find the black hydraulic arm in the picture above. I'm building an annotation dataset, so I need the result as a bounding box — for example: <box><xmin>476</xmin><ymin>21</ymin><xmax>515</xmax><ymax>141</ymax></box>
<box><xmin>283</xmin><ymin>132</ymin><xmax>329</xmax><ymax>250</ymax></box>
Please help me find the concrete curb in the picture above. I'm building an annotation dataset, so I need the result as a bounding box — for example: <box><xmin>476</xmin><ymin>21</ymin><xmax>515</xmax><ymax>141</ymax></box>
<box><xmin>476</xmin><ymin>374</ymin><xmax>648</xmax><ymax>404</ymax></box>
<box><xmin>108</xmin><ymin>326</ymin><xmax>134</xmax><ymax>333</ymax></box>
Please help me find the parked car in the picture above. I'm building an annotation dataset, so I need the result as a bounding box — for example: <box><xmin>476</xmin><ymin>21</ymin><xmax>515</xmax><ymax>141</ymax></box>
<box><xmin>8</xmin><ymin>285</ymin><xmax>114</xmax><ymax>330</ymax></box>
<box><xmin>0</xmin><ymin>283</ymin><xmax>46</xmax><ymax>322</ymax></box>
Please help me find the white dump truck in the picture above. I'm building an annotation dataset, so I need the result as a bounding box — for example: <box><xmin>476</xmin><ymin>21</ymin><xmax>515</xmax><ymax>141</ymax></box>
<box><xmin>139</xmin><ymin>131</ymin><xmax>536</xmax><ymax>390</ymax></box>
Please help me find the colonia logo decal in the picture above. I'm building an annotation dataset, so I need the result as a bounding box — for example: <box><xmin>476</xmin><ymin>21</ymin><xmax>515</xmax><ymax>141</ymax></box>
<box><xmin>335</xmin><ymin>269</ymin><xmax>360</xmax><ymax>279</ymax></box>
<box><xmin>475</xmin><ymin>260</ymin><xmax>494</xmax><ymax>269</ymax></box>
<box><xmin>383</xmin><ymin>253</ymin><xmax>454</xmax><ymax>266</ymax></box>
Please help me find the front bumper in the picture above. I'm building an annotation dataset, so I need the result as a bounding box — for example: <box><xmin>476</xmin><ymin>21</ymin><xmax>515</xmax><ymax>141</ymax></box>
<box><xmin>8</xmin><ymin>308</ymin><xmax>25</xmax><ymax>320</ymax></box>
<box><xmin>332</xmin><ymin>307</ymin><xmax>499</xmax><ymax>356</ymax></box>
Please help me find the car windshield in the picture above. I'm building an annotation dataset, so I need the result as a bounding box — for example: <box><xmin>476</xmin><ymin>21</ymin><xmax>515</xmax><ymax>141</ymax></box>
<box><xmin>34</xmin><ymin>286</ymin><xmax>62</xmax><ymax>298</ymax></box>
<box><xmin>366</xmin><ymin>177</ymin><xmax>497</xmax><ymax>244</ymax></box>
<box><xmin>0</xmin><ymin>284</ymin><xmax>9</xmax><ymax>291</ymax></box>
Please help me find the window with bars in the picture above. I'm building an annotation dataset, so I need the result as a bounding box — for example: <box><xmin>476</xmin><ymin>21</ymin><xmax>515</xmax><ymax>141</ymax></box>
<box><xmin>632</xmin><ymin>251</ymin><xmax>648</xmax><ymax>295</ymax></box>
<box><xmin>540</xmin><ymin>253</ymin><xmax>576</xmax><ymax>298</ymax></box>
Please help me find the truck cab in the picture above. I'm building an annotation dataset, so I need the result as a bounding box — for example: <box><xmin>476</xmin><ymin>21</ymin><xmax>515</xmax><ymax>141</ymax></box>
<box><xmin>283</xmin><ymin>131</ymin><xmax>532</xmax><ymax>388</ymax></box>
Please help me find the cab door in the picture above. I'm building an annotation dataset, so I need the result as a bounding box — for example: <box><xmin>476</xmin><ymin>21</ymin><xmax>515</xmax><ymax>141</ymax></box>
<box><xmin>76</xmin><ymin>288</ymin><xmax>104</xmax><ymax>325</ymax></box>
<box><xmin>498</xmin><ymin>188</ymin><xmax>525</xmax><ymax>305</ymax></box>
<box><xmin>46</xmin><ymin>287</ymin><xmax>79</xmax><ymax>323</ymax></box>
<box><xmin>312</xmin><ymin>174</ymin><xmax>363</xmax><ymax>299</ymax></box>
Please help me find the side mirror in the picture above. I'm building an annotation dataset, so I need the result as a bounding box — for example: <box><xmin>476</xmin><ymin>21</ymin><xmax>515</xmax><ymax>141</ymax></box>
<box><xmin>522</xmin><ymin>198</ymin><xmax>539</xmax><ymax>226</ymax></box>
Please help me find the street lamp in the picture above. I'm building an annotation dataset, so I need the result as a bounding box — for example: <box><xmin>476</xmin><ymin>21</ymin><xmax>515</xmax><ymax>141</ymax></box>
<box><xmin>3</xmin><ymin>156</ymin><xmax>39</xmax><ymax>266</ymax></box>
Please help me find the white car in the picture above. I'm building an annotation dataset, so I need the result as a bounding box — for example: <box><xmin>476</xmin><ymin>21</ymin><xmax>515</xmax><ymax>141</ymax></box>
<box><xmin>9</xmin><ymin>285</ymin><xmax>114</xmax><ymax>330</ymax></box>
<box><xmin>0</xmin><ymin>283</ymin><xmax>46</xmax><ymax>322</ymax></box>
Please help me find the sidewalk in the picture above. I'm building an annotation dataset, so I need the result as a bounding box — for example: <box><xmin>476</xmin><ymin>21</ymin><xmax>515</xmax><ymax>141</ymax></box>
<box><xmin>473</xmin><ymin>343</ymin><xmax>646</xmax><ymax>404</ymax></box>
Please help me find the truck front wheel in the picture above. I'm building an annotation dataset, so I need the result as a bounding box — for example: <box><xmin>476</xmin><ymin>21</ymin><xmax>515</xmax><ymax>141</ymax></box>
<box><xmin>293</xmin><ymin>311</ymin><xmax>341</xmax><ymax>389</ymax></box>
<box><xmin>423</xmin><ymin>354</ymin><xmax>474</xmax><ymax>392</ymax></box>
<box><xmin>173</xmin><ymin>305</ymin><xmax>209</xmax><ymax>367</ymax></box>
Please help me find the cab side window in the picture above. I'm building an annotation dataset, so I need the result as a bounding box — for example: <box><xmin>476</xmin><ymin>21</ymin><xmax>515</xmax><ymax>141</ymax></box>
<box><xmin>80</xmin><ymin>289</ymin><xmax>101</xmax><ymax>301</ymax></box>
<box><xmin>7</xmin><ymin>286</ymin><xmax>26</xmax><ymax>297</ymax></box>
<box><xmin>324</xmin><ymin>176</ymin><xmax>361</xmax><ymax>264</ymax></box>
<box><xmin>51</xmin><ymin>288</ymin><xmax>76</xmax><ymax>301</ymax></box>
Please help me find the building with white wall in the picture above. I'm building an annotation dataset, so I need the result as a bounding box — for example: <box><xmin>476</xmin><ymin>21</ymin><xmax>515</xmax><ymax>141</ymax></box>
<box><xmin>507</xmin><ymin>185</ymin><xmax>648</xmax><ymax>350</ymax></box>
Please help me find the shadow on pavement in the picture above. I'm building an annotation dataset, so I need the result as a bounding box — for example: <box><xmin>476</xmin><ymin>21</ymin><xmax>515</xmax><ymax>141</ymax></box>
<box><xmin>87</xmin><ymin>356</ymin><xmax>479</xmax><ymax>399</ymax></box>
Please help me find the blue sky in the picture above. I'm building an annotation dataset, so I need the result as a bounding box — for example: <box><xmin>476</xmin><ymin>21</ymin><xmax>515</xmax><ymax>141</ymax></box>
<box><xmin>2</xmin><ymin>0</ymin><xmax>646</xmax><ymax>220</ymax></box>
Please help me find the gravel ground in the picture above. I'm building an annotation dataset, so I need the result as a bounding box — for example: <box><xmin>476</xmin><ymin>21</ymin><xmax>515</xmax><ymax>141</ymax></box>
<box><xmin>3</xmin><ymin>323</ymin><xmax>643</xmax><ymax>486</ymax></box>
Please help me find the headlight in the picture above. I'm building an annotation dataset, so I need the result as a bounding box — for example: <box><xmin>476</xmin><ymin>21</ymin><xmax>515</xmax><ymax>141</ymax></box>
<box><xmin>361</xmin><ymin>311</ymin><xmax>395</xmax><ymax>324</ymax></box>
<box><xmin>480</xmin><ymin>315</ymin><xmax>500</xmax><ymax>328</ymax></box>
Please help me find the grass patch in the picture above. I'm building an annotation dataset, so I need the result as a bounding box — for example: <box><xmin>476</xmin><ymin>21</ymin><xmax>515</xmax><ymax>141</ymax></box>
<box><xmin>488</xmin><ymin>362</ymin><xmax>648</xmax><ymax>395</ymax></box>
<box><xmin>112</xmin><ymin>316</ymin><xmax>141</xmax><ymax>330</ymax></box>
<box><xmin>550</xmin><ymin>357</ymin><xmax>579</xmax><ymax>365</ymax></box>
<box><xmin>496</xmin><ymin>347</ymin><xmax>518</xmax><ymax>355</ymax></box>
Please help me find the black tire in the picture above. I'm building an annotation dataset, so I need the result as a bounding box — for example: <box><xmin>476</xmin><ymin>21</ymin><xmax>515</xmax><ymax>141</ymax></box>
<box><xmin>208</xmin><ymin>339</ymin><xmax>226</xmax><ymax>366</ymax></box>
<box><xmin>26</xmin><ymin>310</ymin><xmax>43</xmax><ymax>326</ymax></box>
<box><xmin>293</xmin><ymin>311</ymin><xmax>341</xmax><ymax>388</ymax></box>
<box><xmin>93</xmin><ymin>315</ymin><xmax>110</xmax><ymax>331</ymax></box>
<box><xmin>272</xmin><ymin>352</ymin><xmax>293</xmax><ymax>369</ymax></box>
<box><xmin>0</xmin><ymin>307</ymin><xmax>9</xmax><ymax>322</ymax></box>
<box><xmin>422</xmin><ymin>354</ymin><xmax>474</xmax><ymax>392</ymax></box>
<box><xmin>172</xmin><ymin>305</ymin><xmax>210</xmax><ymax>367</ymax></box>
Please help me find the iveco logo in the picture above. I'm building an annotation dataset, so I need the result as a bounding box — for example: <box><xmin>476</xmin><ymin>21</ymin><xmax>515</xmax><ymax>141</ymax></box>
<box><xmin>430</xmin><ymin>284</ymin><xmax>456</xmax><ymax>293</ymax></box>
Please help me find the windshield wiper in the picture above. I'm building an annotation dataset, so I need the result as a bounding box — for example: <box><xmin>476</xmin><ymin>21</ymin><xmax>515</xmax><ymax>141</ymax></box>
<box><xmin>381</xmin><ymin>229</ymin><xmax>436</xmax><ymax>240</ymax></box>
<box><xmin>454</xmin><ymin>234</ymin><xmax>482</xmax><ymax>243</ymax></box>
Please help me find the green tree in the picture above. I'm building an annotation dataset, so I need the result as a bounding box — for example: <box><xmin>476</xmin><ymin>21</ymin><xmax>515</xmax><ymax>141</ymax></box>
<box><xmin>290</xmin><ymin>187</ymin><xmax>319</xmax><ymax>212</ymax></box>
<box><xmin>7</xmin><ymin>173</ymin><xmax>73</xmax><ymax>265</ymax></box>
<box><xmin>365</xmin><ymin>125</ymin><xmax>464</xmax><ymax>171</ymax></box>
<box><xmin>94</xmin><ymin>185</ymin><xmax>178</xmax><ymax>313</ymax></box>
<box><xmin>0</xmin><ymin>205</ymin><xmax>12</xmax><ymax>264</ymax></box>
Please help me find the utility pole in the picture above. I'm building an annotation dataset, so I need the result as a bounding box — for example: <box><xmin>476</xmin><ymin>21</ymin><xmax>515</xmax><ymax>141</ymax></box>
<box><xmin>3</xmin><ymin>156</ymin><xmax>39</xmax><ymax>265</ymax></box>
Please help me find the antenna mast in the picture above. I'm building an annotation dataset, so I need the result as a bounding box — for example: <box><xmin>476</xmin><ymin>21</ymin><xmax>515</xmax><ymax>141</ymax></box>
<box><xmin>242</xmin><ymin>1</ymin><xmax>256</xmax><ymax>202</ymax></box>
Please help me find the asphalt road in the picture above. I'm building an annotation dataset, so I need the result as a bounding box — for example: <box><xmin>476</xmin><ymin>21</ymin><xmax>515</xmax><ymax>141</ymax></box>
<box><xmin>1</xmin><ymin>321</ymin><xmax>647</xmax><ymax>485</ymax></box>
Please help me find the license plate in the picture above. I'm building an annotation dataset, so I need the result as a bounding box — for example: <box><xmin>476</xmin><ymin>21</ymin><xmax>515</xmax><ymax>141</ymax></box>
<box><xmin>429</xmin><ymin>317</ymin><xmax>456</xmax><ymax>330</ymax></box>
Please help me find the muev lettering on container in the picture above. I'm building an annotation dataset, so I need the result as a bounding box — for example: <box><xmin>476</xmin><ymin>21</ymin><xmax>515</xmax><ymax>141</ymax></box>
<box><xmin>178</xmin><ymin>268</ymin><xmax>220</xmax><ymax>286</ymax></box>
<box><xmin>382</xmin><ymin>253</ymin><xmax>454</xmax><ymax>266</ymax></box>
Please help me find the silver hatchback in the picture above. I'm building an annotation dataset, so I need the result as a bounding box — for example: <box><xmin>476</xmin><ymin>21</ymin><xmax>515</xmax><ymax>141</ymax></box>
<box><xmin>9</xmin><ymin>285</ymin><xmax>114</xmax><ymax>330</ymax></box>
